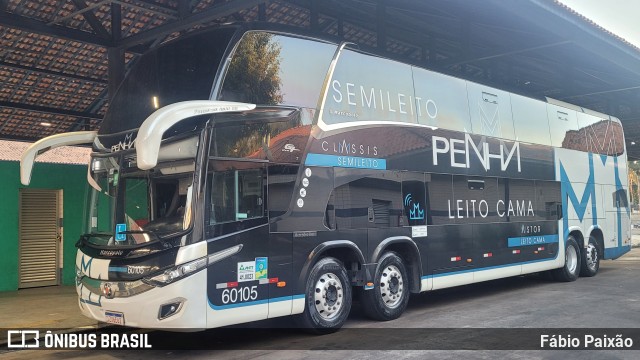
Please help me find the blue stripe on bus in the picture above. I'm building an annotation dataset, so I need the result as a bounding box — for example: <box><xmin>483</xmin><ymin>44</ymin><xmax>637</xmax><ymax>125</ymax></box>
<box><xmin>80</xmin><ymin>298</ymin><xmax>102</xmax><ymax>307</ymax></box>
<box><xmin>604</xmin><ymin>245</ymin><xmax>631</xmax><ymax>260</ymax></box>
<box><xmin>421</xmin><ymin>256</ymin><xmax>559</xmax><ymax>280</ymax></box>
<box><xmin>108</xmin><ymin>267</ymin><xmax>127</xmax><ymax>272</ymax></box>
<box><xmin>305</xmin><ymin>153</ymin><xmax>386</xmax><ymax>170</ymax></box>
<box><xmin>507</xmin><ymin>235</ymin><xmax>559</xmax><ymax>247</ymax></box>
<box><xmin>208</xmin><ymin>294</ymin><xmax>305</xmax><ymax>310</ymax></box>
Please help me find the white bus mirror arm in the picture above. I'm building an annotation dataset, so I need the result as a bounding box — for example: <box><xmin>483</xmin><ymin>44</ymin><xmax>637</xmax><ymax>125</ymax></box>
<box><xmin>20</xmin><ymin>131</ymin><xmax>98</xmax><ymax>186</ymax></box>
<box><xmin>135</xmin><ymin>100</ymin><xmax>256</xmax><ymax>170</ymax></box>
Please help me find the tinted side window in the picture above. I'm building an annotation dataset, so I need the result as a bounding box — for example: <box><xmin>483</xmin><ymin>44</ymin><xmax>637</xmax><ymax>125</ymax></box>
<box><xmin>511</xmin><ymin>94</ymin><xmax>551</xmax><ymax>146</ymax></box>
<box><xmin>547</xmin><ymin>104</ymin><xmax>579</xmax><ymax>149</ymax></box>
<box><xmin>613</xmin><ymin>189</ymin><xmax>629</xmax><ymax>208</ymax></box>
<box><xmin>535</xmin><ymin>180</ymin><xmax>561</xmax><ymax>221</ymax></box>
<box><xmin>267</xmin><ymin>165</ymin><xmax>298</xmax><ymax>219</ymax></box>
<box><xmin>324</xmin><ymin>49</ymin><xmax>416</xmax><ymax>125</ymax></box>
<box><xmin>208</xmin><ymin>163</ymin><xmax>265</xmax><ymax>224</ymax></box>
<box><xmin>501</xmin><ymin>178</ymin><xmax>537</xmax><ymax>221</ymax></box>
<box><xmin>466</xmin><ymin>83</ymin><xmax>515</xmax><ymax>140</ymax></box>
<box><xmin>220</xmin><ymin>32</ymin><xmax>336</xmax><ymax>108</ymax></box>
<box><xmin>209</xmin><ymin>114</ymin><xmax>305</xmax><ymax>160</ymax></box>
<box><xmin>426</xmin><ymin>174</ymin><xmax>453</xmax><ymax>225</ymax></box>
<box><xmin>210</xmin><ymin>123</ymin><xmax>269</xmax><ymax>159</ymax></box>
<box><xmin>412</xmin><ymin>68</ymin><xmax>472</xmax><ymax>132</ymax></box>
<box><xmin>452</xmin><ymin>176</ymin><xmax>504</xmax><ymax>224</ymax></box>
<box><xmin>577</xmin><ymin>113</ymin><xmax>625</xmax><ymax>156</ymax></box>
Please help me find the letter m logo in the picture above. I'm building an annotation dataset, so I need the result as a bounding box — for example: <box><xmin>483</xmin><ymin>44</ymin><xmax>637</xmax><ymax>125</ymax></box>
<box><xmin>559</xmin><ymin>156</ymin><xmax>597</xmax><ymax>235</ymax></box>
<box><xmin>478</xmin><ymin>92</ymin><xmax>500</xmax><ymax>136</ymax></box>
<box><xmin>80</xmin><ymin>255</ymin><xmax>93</xmax><ymax>276</ymax></box>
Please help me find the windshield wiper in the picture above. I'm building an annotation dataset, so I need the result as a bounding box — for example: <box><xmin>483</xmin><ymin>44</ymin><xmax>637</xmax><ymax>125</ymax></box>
<box><xmin>76</xmin><ymin>233</ymin><xmax>110</xmax><ymax>247</ymax></box>
<box><xmin>119</xmin><ymin>230</ymin><xmax>161</xmax><ymax>242</ymax></box>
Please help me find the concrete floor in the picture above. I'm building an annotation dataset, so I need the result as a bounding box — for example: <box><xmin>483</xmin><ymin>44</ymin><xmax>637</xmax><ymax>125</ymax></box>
<box><xmin>0</xmin><ymin>286</ymin><xmax>96</xmax><ymax>331</ymax></box>
<box><xmin>631</xmin><ymin>212</ymin><xmax>640</xmax><ymax>246</ymax></box>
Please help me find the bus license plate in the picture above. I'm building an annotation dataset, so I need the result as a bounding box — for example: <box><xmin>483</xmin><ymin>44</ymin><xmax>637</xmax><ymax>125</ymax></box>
<box><xmin>105</xmin><ymin>310</ymin><xmax>125</xmax><ymax>325</ymax></box>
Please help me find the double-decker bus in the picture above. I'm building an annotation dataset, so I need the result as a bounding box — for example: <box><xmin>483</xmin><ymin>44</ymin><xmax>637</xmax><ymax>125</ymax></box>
<box><xmin>21</xmin><ymin>24</ymin><xmax>631</xmax><ymax>332</ymax></box>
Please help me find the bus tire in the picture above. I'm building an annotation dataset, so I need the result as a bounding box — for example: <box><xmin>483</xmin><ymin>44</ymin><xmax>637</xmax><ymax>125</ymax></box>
<box><xmin>579</xmin><ymin>236</ymin><xmax>600</xmax><ymax>277</ymax></box>
<box><xmin>553</xmin><ymin>236</ymin><xmax>581</xmax><ymax>282</ymax></box>
<box><xmin>296</xmin><ymin>257</ymin><xmax>352</xmax><ymax>333</ymax></box>
<box><xmin>361</xmin><ymin>252</ymin><xmax>410</xmax><ymax>321</ymax></box>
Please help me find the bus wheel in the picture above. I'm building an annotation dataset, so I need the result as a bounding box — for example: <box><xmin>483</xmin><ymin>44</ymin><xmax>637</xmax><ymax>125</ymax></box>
<box><xmin>361</xmin><ymin>252</ymin><xmax>409</xmax><ymax>321</ymax></box>
<box><xmin>580</xmin><ymin>236</ymin><xmax>600</xmax><ymax>277</ymax></box>
<box><xmin>297</xmin><ymin>257</ymin><xmax>352</xmax><ymax>333</ymax></box>
<box><xmin>553</xmin><ymin>236</ymin><xmax>581</xmax><ymax>282</ymax></box>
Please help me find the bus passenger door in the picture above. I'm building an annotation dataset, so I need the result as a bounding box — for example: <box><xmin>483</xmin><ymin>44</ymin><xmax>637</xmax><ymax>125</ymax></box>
<box><xmin>205</xmin><ymin>160</ymin><xmax>270</xmax><ymax>327</ymax></box>
<box><xmin>266</xmin><ymin>164</ymin><xmax>299</xmax><ymax>318</ymax></box>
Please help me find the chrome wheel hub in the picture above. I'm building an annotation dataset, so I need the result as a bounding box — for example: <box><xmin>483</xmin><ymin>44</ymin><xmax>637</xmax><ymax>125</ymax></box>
<box><xmin>585</xmin><ymin>242</ymin><xmax>598</xmax><ymax>271</ymax></box>
<box><xmin>566</xmin><ymin>244</ymin><xmax>578</xmax><ymax>274</ymax></box>
<box><xmin>379</xmin><ymin>265</ymin><xmax>404</xmax><ymax>308</ymax></box>
<box><xmin>313</xmin><ymin>273</ymin><xmax>343</xmax><ymax>320</ymax></box>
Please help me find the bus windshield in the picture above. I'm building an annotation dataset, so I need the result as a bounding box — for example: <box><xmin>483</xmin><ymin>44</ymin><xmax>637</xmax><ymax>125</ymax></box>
<box><xmin>99</xmin><ymin>28</ymin><xmax>237</xmax><ymax>135</ymax></box>
<box><xmin>84</xmin><ymin>156</ymin><xmax>194</xmax><ymax>247</ymax></box>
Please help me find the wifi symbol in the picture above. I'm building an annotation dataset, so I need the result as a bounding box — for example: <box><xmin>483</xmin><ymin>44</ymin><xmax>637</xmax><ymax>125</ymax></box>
<box><xmin>404</xmin><ymin>194</ymin><xmax>412</xmax><ymax>206</ymax></box>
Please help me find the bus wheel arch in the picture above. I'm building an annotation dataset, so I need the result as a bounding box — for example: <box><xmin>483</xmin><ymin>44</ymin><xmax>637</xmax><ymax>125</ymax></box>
<box><xmin>298</xmin><ymin>240</ymin><xmax>366</xmax><ymax>295</ymax></box>
<box><xmin>569</xmin><ymin>230</ymin><xmax>585</xmax><ymax>250</ymax></box>
<box><xmin>371</xmin><ymin>237</ymin><xmax>422</xmax><ymax>293</ymax></box>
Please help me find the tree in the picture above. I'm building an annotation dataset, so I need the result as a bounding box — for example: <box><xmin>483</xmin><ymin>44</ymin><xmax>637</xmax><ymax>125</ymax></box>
<box><xmin>211</xmin><ymin>32</ymin><xmax>289</xmax><ymax>158</ymax></box>
<box><xmin>223</xmin><ymin>32</ymin><xmax>283</xmax><ymax>105</ymax></box>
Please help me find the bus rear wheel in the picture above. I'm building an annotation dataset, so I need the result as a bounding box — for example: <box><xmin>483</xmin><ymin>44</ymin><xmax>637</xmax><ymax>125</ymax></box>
<box><xmin>296</xmin><ymin>257</ymin><xmax>352</xmax><ymax>333</ymax></box>
<box><xmin>361</xmin><ymin>252</ymin><xmax>410</xmax><ymax>321</ymax></box>
<box><xmin>553</xmin><ymin>236</ymin><xmax>581</xmax><ymax>282</ymax></box>
<box><xmin>580</xmin><ymin>236</ymin><xmax>600</xmax><ymax>277</ymax></box>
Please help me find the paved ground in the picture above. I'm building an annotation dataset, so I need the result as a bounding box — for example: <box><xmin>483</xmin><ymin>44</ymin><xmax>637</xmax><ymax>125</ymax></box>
<box><xmin>0</xmin><ymin>286</ymin><xmax>98</xmax><ymax>330</ymax></box>
<box><xmin>631</xmin><ymin>212</ymin><xmax>640</xmax><ymax>246</ymax></box>
<box><xmin>2</xmin><ymin>247</ymin><xmax>639</xmax><ymax>359</ymax></box>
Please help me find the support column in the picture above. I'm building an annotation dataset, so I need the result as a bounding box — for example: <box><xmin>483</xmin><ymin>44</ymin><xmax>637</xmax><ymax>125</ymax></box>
<box><xmin>108</xmin><ymin>2</ymin><xmax>124</xmax><ymax>102</ymax></box>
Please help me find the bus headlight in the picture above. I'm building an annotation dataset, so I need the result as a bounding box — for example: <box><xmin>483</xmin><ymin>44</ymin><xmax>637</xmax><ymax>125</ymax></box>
<box><xmin>143</xmin><ymin>244</ymin><xmax>243</xmax><ymax>287</ymax></box>
<box><xmin>145</xmin><ymin>257</ymin><xmax>207</xmax><ymax>286</ymax></box>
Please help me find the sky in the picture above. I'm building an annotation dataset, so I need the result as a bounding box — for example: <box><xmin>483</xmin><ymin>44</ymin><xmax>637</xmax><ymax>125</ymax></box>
<box><xmin>558</xmin><ymin>0</ymin><xmax>640</xmax><ymax>48</ymax></box>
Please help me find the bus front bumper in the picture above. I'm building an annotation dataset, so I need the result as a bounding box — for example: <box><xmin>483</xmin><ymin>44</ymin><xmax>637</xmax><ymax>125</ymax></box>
<box><xmin>77</xmin><ymin>270</ymin><xmax>207</xmax><ymax>330</ymax></box>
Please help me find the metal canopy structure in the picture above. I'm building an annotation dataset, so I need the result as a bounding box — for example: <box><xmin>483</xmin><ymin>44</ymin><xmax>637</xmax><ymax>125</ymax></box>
<box><xmin>2</xmin><ymin>0</ymin><xmax>640</xmax><ymax>158</ymax></box>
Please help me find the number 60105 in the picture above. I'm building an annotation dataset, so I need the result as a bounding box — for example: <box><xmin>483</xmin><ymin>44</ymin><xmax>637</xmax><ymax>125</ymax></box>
<box><xmin>222</xmin><ymin>286</ymin><xmax>258</xmax><ymax>304</ymax></box>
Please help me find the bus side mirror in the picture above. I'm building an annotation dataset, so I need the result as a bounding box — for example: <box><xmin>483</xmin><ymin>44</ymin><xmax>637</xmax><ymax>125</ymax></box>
<box><xmin>135</xmin><ymin>100</ymin><xmax>255</xmax><ymax>170</ymax></box>
<box><xmin>20</xmin><ymin>131</ymin><xmax>97</xmax><ymax>186</ymax></box>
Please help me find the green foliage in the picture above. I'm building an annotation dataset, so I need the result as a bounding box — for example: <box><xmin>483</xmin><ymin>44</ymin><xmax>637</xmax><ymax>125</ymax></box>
<box><xmin>224</xmin><ymin>32</ymin><xmax>283</xmax><ymax>105</ymax></box>
<box><xmin>214</xmin><ymin>32</ymin><xmax>290</xmax><ymax>158</ymax></box>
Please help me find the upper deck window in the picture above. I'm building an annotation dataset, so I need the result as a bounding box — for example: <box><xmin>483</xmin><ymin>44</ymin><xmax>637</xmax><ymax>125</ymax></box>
<box><xmin>322</xmin><ymin>49</ymin><xmax>416</xmax><ymax>125</ymax></box>
<box><xmin>219</xmin><ymin>31</ymin><xmax>336</xmax><ymax>109</ymax></box>
<box><xmin>412</xmin><ymin>67</ymin><xmax>472</xmax><ymax>132</ymax></box>
<box><xmin>511</xmin><ymin>93</ymin><xmax>552</xmax><ymax>146</ymax></box>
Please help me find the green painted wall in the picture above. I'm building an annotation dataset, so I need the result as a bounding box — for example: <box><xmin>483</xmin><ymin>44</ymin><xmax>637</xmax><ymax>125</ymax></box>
<box><xmin>0</xmin><ymin>161</ymin><xmax>88</xmax><ymax>292</ymax></box>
